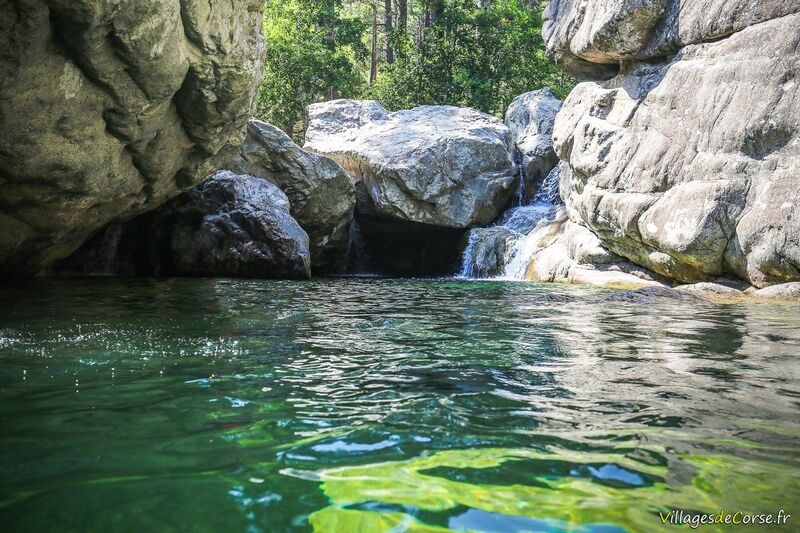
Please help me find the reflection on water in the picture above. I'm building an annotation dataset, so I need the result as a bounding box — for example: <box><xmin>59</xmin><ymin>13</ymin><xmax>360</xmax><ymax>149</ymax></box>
<box><xmin>0</xmin><ymin>278</ymin><xmax>798</xmax><ymax>532</ymax></box>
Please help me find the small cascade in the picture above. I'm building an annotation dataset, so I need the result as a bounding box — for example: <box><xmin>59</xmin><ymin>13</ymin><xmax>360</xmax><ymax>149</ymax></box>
<box><xmin>501</xmin><ymin>208</ymin><xmax>562</xmax><ymax>280</ymax></box>
<box><xmin>512</xmin><ymin>149</ymin><xmax>526</xmax><ymax>207</ymax></box>
<box><xmin>344</xmin><ymin>218</ymin><xmax>369</xmax><ymax>274</ymax></box>
<box><xmin>458</xmin><ymin>232</ymin><xmax>480</xmax><ymax>278</ymax></box>
<box><xmin>458</xmin><ymin>166</ymin><xmax>562</xmax><ymax>280</ymax></box>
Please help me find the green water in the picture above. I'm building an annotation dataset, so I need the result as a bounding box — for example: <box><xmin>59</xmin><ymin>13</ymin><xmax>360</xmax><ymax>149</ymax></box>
<box><xmin>0</xmin><ymin>278</ymin><xmax>798</xmax><ymax>532</ymax></box>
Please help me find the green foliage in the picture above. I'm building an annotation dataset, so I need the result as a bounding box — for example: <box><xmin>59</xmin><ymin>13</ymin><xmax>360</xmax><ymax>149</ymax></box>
<box><xmin>367</xmin><ymin>0</ymin><xmax>574</xmax><ymax>115</ymax></box>
<box><xmin>257</xmin><ymin>0</ymin><xmax>367</xmax><ymax>135</ymax></box>
<box><xmin>258</xmin><ymin>0</ymin><xmax>575</xmax><ymax>136</ymax></box>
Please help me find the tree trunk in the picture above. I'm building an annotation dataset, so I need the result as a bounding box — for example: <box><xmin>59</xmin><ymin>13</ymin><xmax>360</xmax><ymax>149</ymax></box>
<box><xmin>385</xmin><ymin>0</ymin><xmax>394</xmax><ymax>64</ymax></box>
<box><xmin>370</xmin><ymin>4</ymin><xmax>378</xmax><ymax>84</ymax></box>
<box><xmin>397</xmin><ymin>0</ymin><xmax>407</xmax><ymax>34</ymax></box>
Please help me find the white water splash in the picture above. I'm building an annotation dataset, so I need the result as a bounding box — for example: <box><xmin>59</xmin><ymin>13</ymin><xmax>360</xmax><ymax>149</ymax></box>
<box><xmin>459</xmin><ymin>167</ymin><xmax>562</xmax><ymax>279</ymax></box>
<box><xmin>499</xmin><ymin>206</ymin><xmax>561</xmax><ymax>280</ymax></box>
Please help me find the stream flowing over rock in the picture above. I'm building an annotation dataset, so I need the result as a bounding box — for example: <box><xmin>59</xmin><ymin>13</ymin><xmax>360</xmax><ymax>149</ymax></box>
<box><xmin>544</xmin><ymin>0</ymin><xmax>800</xmax><ymax>288</ymax></box>
<box><xmin>58</xmin><ymin>171</ymin><xmax>311</xmax><ymax>279</ymax></box>
<box><xmin>227</xmin><ymin>119</ymin><xmax>356</xmax><ymax>273</ymax></box>
<box><xmin>0</xmin><ymin>0</ymin><xmax>265</xmax><ymax>276</ymax></box>
<box><xmin>304</xmin><ymin>99</ymin><xmax>518</xmax><ymax>228</ymax></box>
<box><xmin>504</xmin><ymin>89</ymin><xmax>562</xmax><ymax>204</ymax></box>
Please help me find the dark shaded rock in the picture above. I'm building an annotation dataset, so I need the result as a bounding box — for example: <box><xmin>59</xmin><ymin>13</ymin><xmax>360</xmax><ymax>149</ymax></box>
<box><xmin>605</xmin><ymin>286</ymin><xmax>704</xmax><ymax>303</ymax></box>
<box><xmin>227</xmin><ymin>119</ymin><xmax>355</xmax><ymax>273</ymax></box>
<box><xmin>59</xmin><ymin>172</ymin><xmax>311</xmax><ymax>279</ymax></box>
<box><xmin>0</xmin><ymin>0</ymin><xmax>265</xmax><ymax>276</ymax></box>
<box><xmin>348</xmin><ymin>214</ymin><xmax>466</xmax><ymax>277</ymax></box>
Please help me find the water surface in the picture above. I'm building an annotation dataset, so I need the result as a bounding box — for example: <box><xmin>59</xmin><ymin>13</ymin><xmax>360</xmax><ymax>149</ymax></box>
<box><xmin>1</xmin><ymin>279</ymin><xmax>798</xmax><ymax>532</ymax></box>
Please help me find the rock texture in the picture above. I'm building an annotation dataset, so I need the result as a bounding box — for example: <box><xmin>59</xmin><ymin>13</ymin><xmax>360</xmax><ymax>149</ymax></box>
<box><xmin>460</xmin><ymin>226</ymin><xmax>521</xmax><ymax>278</ymax></box>
<box><xmin>546</xmin><ymin>2</ymin><xmax>800</xmax><ymax>288</ymax></box>
<box><xmin>0</xmin><ymin>0</ymin><xmax>265</xmax><ymax>276</ymax></box>
<box><xmin>751</xmin><ymin>282</ymin><xmax>800</xmax><ymax>301</ymax></box>
<box><xmin>524</xmin><ymin>209</ymin><xmax>666</xmax><ymax>289</ymax></box>
<box><xmin>59</xmin><ymin>171</ymin><xmax>311</xmax><ymax>279</ymax></box>
<box><xmin>504</xmin><ymin>89</ymin><xmax>563</xmax><ymax>203</ymax></box>
<box><xmin>227</xmin><ymin>119</ymin><xmax>356</xmax><ymax>273</ymax></box>
<box><xmin>305</xmin><ymin>100</ymin><xmax>517</xmax><ymax>228</ymax></box>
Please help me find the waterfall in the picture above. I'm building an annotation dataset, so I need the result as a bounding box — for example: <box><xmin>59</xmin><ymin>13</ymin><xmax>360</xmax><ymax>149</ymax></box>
<box><xmin>457</xmin><ymin>231</ymin><xmax>480</xmax><ymax>278</ymax></box>
<box><xmin>513</xmin><ymin>149</ymin><xmax>526</xmax><ymax>207</ymax></box>
<box><xmin>345</xmin><ymin>218</ymin><xmax>369</xmax><ymax>274</ymax></box>
<box><xmin>458</xmin><ymin>166</ymin><xmax>561</xmax><ymax>280</ymax></box>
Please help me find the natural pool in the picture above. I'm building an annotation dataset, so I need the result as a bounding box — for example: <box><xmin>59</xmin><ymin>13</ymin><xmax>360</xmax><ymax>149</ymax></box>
<box><xmin>0</xmin><ymin>278</ymin><xmax>798</xmax><ymax>532</ymax></box>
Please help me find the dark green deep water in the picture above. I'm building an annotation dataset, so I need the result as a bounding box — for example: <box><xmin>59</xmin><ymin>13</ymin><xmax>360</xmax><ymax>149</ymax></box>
<box><xmin>0</xmin><ymin>278</ymin><xmax>798</xmax><ymax>532</ymax></box>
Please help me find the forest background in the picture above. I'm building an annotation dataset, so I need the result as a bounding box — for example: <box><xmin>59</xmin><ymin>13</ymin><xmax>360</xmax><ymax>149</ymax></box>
<box><xmin>258</xmin><ymin>0</ymin><xmax>574</xmax><ymax>139</ymax></box>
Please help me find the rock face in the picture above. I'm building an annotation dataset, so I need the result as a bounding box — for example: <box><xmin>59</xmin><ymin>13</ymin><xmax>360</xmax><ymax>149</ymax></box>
<box><xmin>59</xmin><ymin>172</ymin><xmax>311</xmax><ymax>279</ymax></box>
<box><xmin>504</xmin><ymin>89</ymin><xmax>562</xmax><ymax>203</ymax></box>
<box><xmin>460</xmin><ymin>226</ymin><xmax>521</xmax><ymax>278</ymax></box>
<box><xmin>305</xmin><ymin>100</ymin><xmax>518</xmax><ymax>228</ymax></box>
<box><xmin>227</xmin><ymin>119</ymin><xmax>356</xmax><ymax>273</ymax></box>
<box><xmin>545</xmin><ymin>2</ymin><xmax>800</xmax><ymax>288</ymax></box>
<box><xmin>523</xmin><ymin>208</ymin><xmax>667</xmax><ymax>289</ymax></box>
<box><xmin>0</xmin><ymin>1</ymin><xmax>265</xmax><ymax>276</ymax></box>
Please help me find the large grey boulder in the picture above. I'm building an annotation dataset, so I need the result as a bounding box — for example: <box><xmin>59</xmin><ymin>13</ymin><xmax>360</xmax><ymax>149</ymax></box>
<box><xmin>304</xmin><ymin>100</ymin><xmax>517</xmax><ymax>228</ymax></box>
<box><xmin>547</xmin><ymin>4</ymin><xmax>800</xmax><ymax>288</ymax></box>
<box><xmin>227</xmin><ymin>119</ymin><xmax>356</xmax><ymax>273</ymax></box>
<box><xmin>504</xmin><ymin>89</ymin><xmax>562</xmax><ymax>203</ymax></box>
<box><xmin>543</xmin><ymin>0</ymin><xmax>800</xmax><ymax>77</ymax></box>
<box><xmin>59</xmin><ymin>171</ymin><xmax>311</xmax><ymax>279</ymax></box>
<box><xmin>0</xmin><ymin>1</ymin><xmax>265</xmax><ymax>276</ymax></box>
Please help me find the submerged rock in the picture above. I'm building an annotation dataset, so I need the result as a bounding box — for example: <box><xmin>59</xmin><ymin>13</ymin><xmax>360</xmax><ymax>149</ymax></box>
<box><xmin>304</xmin><ymin>100</ymin><xmax>517</xmax><ymax>228</ymax></box>
<box><xmin>674</xmin><ymin>282</ymin><xmax>746</xmax><ymax>303</ymax></box>
<box><xmin>546</xmin><ymin>2</ymin><xmax>800</xmax><ymax>288</ymax></box>
<box><xmin>59</xmin><ymin>172</ymin><xmax>311</xmax><ymax>279</ymax></box>
<box><xmin>751</xmin><ymin>283</ymin><xmax>800</xmax><ymax>301</ymax></box>
<box><xmin>0</xmin><ymin>1</ymin><xmax>265</xmax><ymax>276</ymax></box>
<box><xmin>227</xmin><ymin>119</ymin><xmax>355</xmax><ymax>273</ymax></box>
<box><xmin>504</xmin><ymin>89</ymin><xmax>562</xmax><ymax>203</ymax></box>
<box><xmin>605</xmin><ymin>286</ymin><xmax>705</xmax><ymax>304</ymax></box>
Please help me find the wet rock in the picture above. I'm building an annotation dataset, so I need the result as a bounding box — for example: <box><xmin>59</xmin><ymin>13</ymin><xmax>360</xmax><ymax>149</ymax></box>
<box><xmin>461</xmin><ymin>226</ymin><xmax>521</xmax><ymax>278</ymax></box>
<box><xmin>674</xmin><ymin>282</ymin><xmax>745</xmax><ymax>303</ymax></box>
<box><xmin>0</xmin><ymin>0</ymin><xmax>265</xmax><ymax>276</ymax></box>
<box><xmin>504</xmin><ymin>89</ymin><xmax>562</xmax><ymax>203</ymax></box>
<box><xmin>227</xmin><ymin>119</ymin><xmax>355</xmax><ymax>273</ymax></box>
<box><xmin>751</xmin><ymin>283</ymin><xmax>800</xmax><ymax>301</ymax></box>
<box><xmin>59</xmin><ymin>171</ymin><xmax>311</xmax><ymax>279</ymax></box>
<box><xmin>304</xmin><ymin>100</ymin><xmax>517</xmax><ymax>228</ymax></box>
<box><xmin>605</xmin><ymin>286</ymin><xmax>705</xmax><ymax>304</ymax></box>
<box><xmin>525</xmin><ymin>209</ymin><xmax>666</xmax><ymax>289</ymax></box>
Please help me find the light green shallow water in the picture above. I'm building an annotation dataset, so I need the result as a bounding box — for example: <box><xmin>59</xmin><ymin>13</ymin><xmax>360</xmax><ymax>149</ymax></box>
<box><xmin>0</xmin><ymin>278</ymin><xmax>798</xmax><ymax>532</ymax></box>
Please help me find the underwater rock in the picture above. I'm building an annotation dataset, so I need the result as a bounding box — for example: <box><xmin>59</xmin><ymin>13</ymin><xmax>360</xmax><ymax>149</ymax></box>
<box><xmin>751</xmin><ymin>282</ymin><xmax>800</xmax><ymax>301</ymax></box>
<box><xmin>504</xmin><ymin>89</ymin><xmax>562</xmax><ymax>204</ymax></box>
<box><xmin>304</xmin><ymin>99</ymin><xmax>517</xmax><ymax>228</ymax></box>
<box><xmin>227</xmin><ymin>119</ymin><xmax>355</xmax><ymax>273</ymax></box>
<box><xmin>0</xmin><ymin>0</ymin><xmax>265</xmax><ymax>276</ymax></box>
